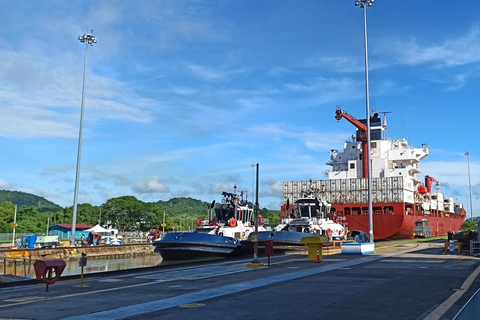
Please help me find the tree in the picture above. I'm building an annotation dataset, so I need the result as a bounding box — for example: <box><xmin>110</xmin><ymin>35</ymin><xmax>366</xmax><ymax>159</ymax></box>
<box><xmin>0</xmin><ymin>202</ymin><xmax>16</xmax><ymax>232</ymax></box>
<box><xmin>460</xmin><ymin>220</ymin><xmax>478</xmax><ymax>232</ymax></box>
<box><xmin>102</xmin><ymin>196</ymin><xmax>161</xmax><ymax>231</ymax></box>
<box><xmin>259</xmin><ymin>208</ymin><xmax>281</xmax><ymax>227</ymax></box>
<box><xmin>62</xmin><ymin>204</ymin><xmax>101</xmax><ymax>226</ymax></box>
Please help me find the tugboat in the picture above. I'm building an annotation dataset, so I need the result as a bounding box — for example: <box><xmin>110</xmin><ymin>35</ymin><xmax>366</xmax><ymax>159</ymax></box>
<box><xmin>275</xmin><ymin>191</ymin><xmax>345</xmax><ymax>239</ymax></box>
<box><xmin>241</xmin><ymin>191</ymin><xmax>343</xmax><ymax>251</ymax></box>
<box><xmin>153</xmin><ymin>190</ymin><xmax>265</xmax><ymax>260</ymax></box>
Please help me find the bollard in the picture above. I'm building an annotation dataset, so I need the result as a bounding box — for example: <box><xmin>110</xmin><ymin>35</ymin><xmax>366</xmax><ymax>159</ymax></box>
<box><xmin>300</xmin><ymin>236</ymin><xmax>328</xmax><ymax>262</ymax></box>
<box><xmin>264</xmin><ymin>240</ymin><xmax>273</xmax><ymax>266</ymax></box>
<box><xmin>79</xmin><ymin>253</ymin><xmax>87</xmax><ymax>287</ymax></box>
<box><xmin>316</xmin><ymin>249</ymin><xmax>320</xmax><ymax>263</ymax></box>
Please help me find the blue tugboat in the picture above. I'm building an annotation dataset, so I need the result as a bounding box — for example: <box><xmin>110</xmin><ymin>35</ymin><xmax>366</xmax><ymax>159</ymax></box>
<box><xmin>153</xmin><ymin>232</ymin><xmax>241</xmax><ymax>260</ymax></box>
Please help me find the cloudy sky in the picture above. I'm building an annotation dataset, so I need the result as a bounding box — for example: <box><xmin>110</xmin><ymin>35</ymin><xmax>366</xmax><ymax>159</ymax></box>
<box><xmin>1</xmin><ymin>1</ymin><xmax>479</xmax><ymax>215</ymax></box>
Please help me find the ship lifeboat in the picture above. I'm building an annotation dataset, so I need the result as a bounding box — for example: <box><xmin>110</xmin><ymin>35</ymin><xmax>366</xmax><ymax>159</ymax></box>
<box><xmin>418</xmin><ymin>185</ymin><xmax>427</xmax><ymax>194</ymax></box>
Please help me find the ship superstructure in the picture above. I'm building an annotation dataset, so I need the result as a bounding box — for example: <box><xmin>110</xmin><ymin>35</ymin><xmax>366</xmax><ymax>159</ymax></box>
<box><xmin>282</xmin><ymin>108</ymin><xmax>466</xmax><ymax>239</ymax></box>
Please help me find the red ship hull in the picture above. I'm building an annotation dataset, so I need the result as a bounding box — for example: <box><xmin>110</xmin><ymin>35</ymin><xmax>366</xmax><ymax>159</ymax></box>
<box><xmin>280</xmin><ymin>201</ymin><xmax>466</xmax><ymax>240</ymax></box>
<box><xmin>331</xmin><ymin>202</ymin><xmax>466</xmax><ymax>240</ymax></box>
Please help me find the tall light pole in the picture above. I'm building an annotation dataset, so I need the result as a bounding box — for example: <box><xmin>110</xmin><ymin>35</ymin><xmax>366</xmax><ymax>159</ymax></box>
<box><xmin>70</xmin><ymin>32</ymin><xmax>97</xmax><ymax>246</ymax></box>
<box><xmin>251</xmin><ymin>164</ymin><xmax>255</xmax><ymax>204</ymax></box>
<box><xmin>465</xmin><ymin>152</ymin><xmax>473</xmax><ymax>220</ymax></box>
<box><xmin>253</xmin><ymin>163</ymin><xmax>260</xmax><ymax>263</ymax></box>
<box><xmin>355</xmin><ymin>0</ymin><xmax>374</xmax><ymax>242</ymax></box>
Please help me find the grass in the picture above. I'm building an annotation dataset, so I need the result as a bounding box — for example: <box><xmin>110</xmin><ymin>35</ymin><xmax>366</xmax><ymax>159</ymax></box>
<box><xmin>375</xmin><ymin>236</ymin><xmax>448</xmax><ymax>248</ymax></box>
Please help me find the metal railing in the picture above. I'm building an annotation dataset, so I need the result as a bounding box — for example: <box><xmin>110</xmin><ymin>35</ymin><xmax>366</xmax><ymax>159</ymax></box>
<box><xmin>0</xmin><ymin>233</ymin><xmax>30</xmax><ymax>242</ymax></box>
<box><xmin>454</xmin><ymin>288</ymin><xmax>480</xmax><ymax>320</ymax></box>
<box><xmin>1</xmin><ymin>256</ymin><xmax>36</xmax><ymax>283</ymax></box>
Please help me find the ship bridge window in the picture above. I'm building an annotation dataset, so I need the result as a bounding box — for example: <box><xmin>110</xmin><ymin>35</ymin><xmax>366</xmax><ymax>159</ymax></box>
<box><xmin>299</xmin><ymin>206</ymin><xmax>311</xmax><ymax>218</ymax></box>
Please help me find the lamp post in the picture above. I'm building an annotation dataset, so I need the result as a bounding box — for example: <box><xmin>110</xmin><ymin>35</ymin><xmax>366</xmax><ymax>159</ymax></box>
<box><xmin>251</xmin><ymin>164</ymin><xmax>255</xmax><ymax>204</ymax></box>
<box><xmin>70</xmin><ymin>32</ymin><xmax>97</xmax><ymax>246</ymax></box>
<box><xmin>355</xmin><ymin>0</ymin><xmax>374</xmax><ymax>242</ymax></box>
<box><xmin>252</xmin><ymin>163</ymin><xmax>260</xmax><ymax>263</ymax></box>
<box><xmin>465</xmin><ymin>152</ymin><xmax>473</xmax><ymax>220</ymax></box>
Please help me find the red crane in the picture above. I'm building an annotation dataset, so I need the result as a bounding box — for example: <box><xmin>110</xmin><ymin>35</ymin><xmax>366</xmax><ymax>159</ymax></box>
<box><xmin>335</xmin><ymin>108</ymin><xmax>369</xmax><ymax>179</ymax></box>
<box><xmin>424</xmin><ymin>175</ymin><xmax>439</xmax><ymax>193</ymax></box>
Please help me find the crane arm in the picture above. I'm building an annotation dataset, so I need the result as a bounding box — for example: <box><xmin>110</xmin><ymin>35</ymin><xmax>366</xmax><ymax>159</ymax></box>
<box><xmin>334</xmin><ymin>108</ymin><xmax>369</xmax><ymax>179</ymax></box>
<box><xmin>335</xmin><ymin>109</ymin><xmax>368</xmax><ymax>140</ymax></box>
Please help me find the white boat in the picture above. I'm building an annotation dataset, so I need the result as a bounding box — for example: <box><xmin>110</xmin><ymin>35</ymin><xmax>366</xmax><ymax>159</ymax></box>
<box><xmin>275</xmin><ymin>191</ymin><xmax>346</xmax><ymax>240</ymax></box>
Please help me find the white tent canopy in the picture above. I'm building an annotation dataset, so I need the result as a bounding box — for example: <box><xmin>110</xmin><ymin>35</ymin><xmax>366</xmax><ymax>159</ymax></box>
<box><xmin>83</xmin><ymin>224</ymin><xmax>110</xmax><ymax>233</ymax></box>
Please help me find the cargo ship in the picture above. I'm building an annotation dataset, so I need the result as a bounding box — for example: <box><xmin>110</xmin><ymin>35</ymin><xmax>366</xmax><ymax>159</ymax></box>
<box><xmin>282</xmin><ymin>108</ymin><xmax>466</xmax><ymax>240</ymax></box>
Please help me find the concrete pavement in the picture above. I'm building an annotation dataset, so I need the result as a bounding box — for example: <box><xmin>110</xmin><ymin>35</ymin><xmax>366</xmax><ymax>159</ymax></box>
<box><xmin>0</xmin><ymin>242</ymin><xmax>478</xmax><ymax>320</ymax></box>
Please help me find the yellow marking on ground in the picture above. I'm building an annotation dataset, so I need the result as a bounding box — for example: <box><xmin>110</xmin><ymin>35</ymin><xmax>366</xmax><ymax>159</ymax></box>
<box><xmin>424</xmin><ymin>263</ymin><xmax>480</xmax><ymax>320</ymax></box>
<box><xmin>179</xmin><ymin>303</ymin><xmax>205</xmax><ymax>308</ymax></box>
<box><xmin>4</xmin><ymin>296</ymin><xmax>44</xmax><ymax>302</ymax></box>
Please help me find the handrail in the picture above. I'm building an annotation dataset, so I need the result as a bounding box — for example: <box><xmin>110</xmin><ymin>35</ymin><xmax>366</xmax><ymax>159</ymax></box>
<box><xmin>1</xmin><ymin>256</ymin><xmax>36</xmax><ymax>283</ymax></box>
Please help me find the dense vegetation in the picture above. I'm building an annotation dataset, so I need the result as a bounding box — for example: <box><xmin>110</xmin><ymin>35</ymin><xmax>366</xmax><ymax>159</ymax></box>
<box><xmin>0</xmin><ymin>190</ymin><xmax>62</xmax><ymax>213</ymax></box>
<box><xmin>0</xmin><ymin>190</ymin><xmax>280</xmax><ymax>234</ymax></box>
<box><xmin>460</xmin><ymin>219</ymin><xmax>478</xmax><ymax>232</ymax></box>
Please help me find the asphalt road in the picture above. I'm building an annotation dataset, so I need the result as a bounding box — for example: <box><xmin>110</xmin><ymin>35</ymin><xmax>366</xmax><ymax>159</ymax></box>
<box><xmin>0</xmin><ymin>242</ymin><xmax>478</xmax><ymax>320</ymax></box>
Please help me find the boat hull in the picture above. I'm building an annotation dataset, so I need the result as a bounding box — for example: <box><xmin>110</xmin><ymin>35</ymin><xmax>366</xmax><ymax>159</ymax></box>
<box><xmin>241</xmin><ymin>231</ymin><xmax>326</xmax><ymax>253</ymax></box>
<box><xmin>331</xmin><ymin>202</ymin><xmax>466</xmax><ymax>240</ymax></box>
<box><xmin>153</xmin><ymin>232</ymin><xmax>241</xmax><ymax>260</ymax></box>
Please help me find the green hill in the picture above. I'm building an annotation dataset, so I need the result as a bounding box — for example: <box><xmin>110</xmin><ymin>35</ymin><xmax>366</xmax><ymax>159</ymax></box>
<box><xmin>156</xmin><ymin>197</ymin><xmax>212</xmax><ymax>217</ymax></box>
<box><xmin>0</xmin><ymin>190</ymin><xmax>62</xmax><ymax>213</ymax></box>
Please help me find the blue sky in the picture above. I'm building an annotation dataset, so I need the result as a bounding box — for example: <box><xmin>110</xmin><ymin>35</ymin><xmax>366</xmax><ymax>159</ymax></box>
<box><xmin>0</xmin><ymin>1</ymin><xmax>479</xmax><ymax>215</ymax></box>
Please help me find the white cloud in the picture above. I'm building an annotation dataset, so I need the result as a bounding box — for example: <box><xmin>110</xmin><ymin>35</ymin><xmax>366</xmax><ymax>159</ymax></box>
<box><xmin>285</xmin><ymin>77</ymin><xmax>363</xmax><ymax>103</ymax></box>
<box><xmin>395</xmin><ymin>29</ymin><xmax>480</xmax><ymax>67</ymax></box>
<box><xmin>188</xmin><ymin>64</ymin><xmax>246</xmax><ymax>81</ymax></box>
<box><xmin>134</xmin><ymin>176</ymin><xmax>169</xmax><ymax>193</ymax></box>
<box><xmin>0</xmin><ymin>178</ymin><xmax>11</xmax><ymax>189</ymax></box>
<box><xmin>261</xmin><ymin>178</ymin><xmax>283</xmax><ymax>197</ymax></box>
<box><xmin>268</xmin><ymin>66</ymin><xmax>291</xmax><ymax>76</ymax></box>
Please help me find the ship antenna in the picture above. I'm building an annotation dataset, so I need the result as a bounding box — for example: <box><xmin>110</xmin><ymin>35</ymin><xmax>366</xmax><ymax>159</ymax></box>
<box><xmin>378</xmin><ymin>111</ymin><xmax>391</xmax><ymax>140</ymax></box>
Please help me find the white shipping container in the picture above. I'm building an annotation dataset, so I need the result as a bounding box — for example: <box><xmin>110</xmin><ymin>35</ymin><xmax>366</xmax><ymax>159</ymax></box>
<box><xmin>284</xmin><ymin>177</ymin><xmax>415</xmax><ymax>205</ymax></box>
<box><xmin>404</xmin><ymin>190</ymin><xmax>414</xmax><ymax>203</ymax></box>
<box><xmin>402</xmin><ymin>178</ymin><xmax>414</xmax><ymax>191</ymax></box>
<box><xmin>391</xmin><ymin>176</ymin><xmax>401</xmax><ymax>189</ymax></box>
<box><xmin>351</xmin><ymin>190</ymin><xmax>362</xmax><ymax>203</ymax></box>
